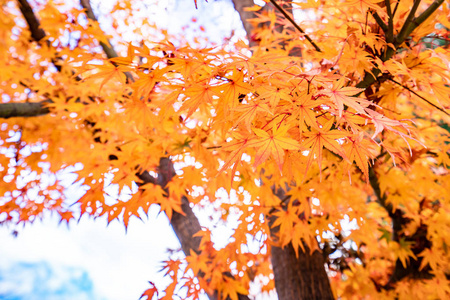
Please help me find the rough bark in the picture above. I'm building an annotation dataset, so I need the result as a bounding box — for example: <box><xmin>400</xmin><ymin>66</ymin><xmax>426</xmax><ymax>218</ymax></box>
<box><xmin>0</xmin><ymin>101</ymin><xmax>50</xmax><ymax>118</ymax></box>
<box><xmin>231</xmin><ymin>0</ymin><xmax>293</xmax><ymax>49</ymax></box>
<box><xmin>271</xmin><ymin>244</ymin><xmax>334</xmax><ymax>300</ymax></box>
<box><xmin>231</xmin><ymin>0</ymin><xmax>259</xmax><ymax>47</ymax></box>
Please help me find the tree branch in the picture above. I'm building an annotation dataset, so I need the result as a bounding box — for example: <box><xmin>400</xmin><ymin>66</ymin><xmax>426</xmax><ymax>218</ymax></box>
<box><xmin>370</xmin><ymin>9</ymin><xmax>388</xmax><ymax>33</ymax></box>
<box><xmin>369</xmin><ymin>166</ymin><xmax>434</xmax><ymax>288</ymax></box>
<box><xmin>17</xmin><ymin>0</ymin><xmax>46</xmax><ymax>42</ymax></box>
<box><xmin>79</xmin><ymin>0</ymin><xmax>118</xmax><ymax>59</ymax></box>
<box><xmin>269</xmin><ymin>0</ymin><xmax>322</xmax><ymax>52</ymax></box>
<box><xmin>0</xmin><ymin>2</ymin><xmax>53</xmax><ymax>119</ymax></box>
<box><xmin>368</xmin><ymin>167</ymin><xmax>402</xmax><ymax>241</ymax></box>
<box><xmin>402</xmin><ymin>0</ymin><xmax>445</xmax><ymax>40</ymax></box>
<box><xmin>0</xmin><ymin>101</ymin><xmax>50</xmax><ymax>118</ymax></box>
<box><xmin>385</xmin><ymin>0</ymin><xmax>394</xmax><ymax>43</ymax></box>
<box><xmin>395</xmin><ymin>0</ymin><xmax>422</xmax><ymax>45</ymax></box>
<box><xmin>79</xmin><ymin>0</ymin><xmax>134</xmax><ymax>83</ymax></box>
<box><xmin>357</xmin><ymin>0</ymin><xmax>445</xmax><ymax>90</ymax></box>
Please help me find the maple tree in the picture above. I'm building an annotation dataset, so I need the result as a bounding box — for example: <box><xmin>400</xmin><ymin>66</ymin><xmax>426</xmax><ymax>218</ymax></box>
<box><xmin>1</xmin><ymin>0</ymin><xmax>449</xmax><ymax>299</ymax></box>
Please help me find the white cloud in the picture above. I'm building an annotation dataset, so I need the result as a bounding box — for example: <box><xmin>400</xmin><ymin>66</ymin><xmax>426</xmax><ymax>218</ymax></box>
<box><xmin>0</xmin><ymin>205</ymin><xmax>179</xmax><ymax>300</ymax></box>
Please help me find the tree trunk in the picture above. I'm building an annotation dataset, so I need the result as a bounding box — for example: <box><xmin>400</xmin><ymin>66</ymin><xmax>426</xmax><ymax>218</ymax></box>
<box><xmin>231</xmin><ymin>1</ymin><xmax>335</xmax><ymax>298</ymax></box>
<box><xmin>270</xmin><ymin>186</ymin><xmax>334</xmax><ymax>300</ymax></box>
<box><xmin>271</xmin><ymin>244</ymin><xmax>334</xmax><ymax>300</ymax></box>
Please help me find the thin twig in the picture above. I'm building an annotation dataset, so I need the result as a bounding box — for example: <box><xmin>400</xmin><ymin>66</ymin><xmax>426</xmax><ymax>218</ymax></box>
<box><xmin>392</xmin><ymin>0</ymin><xmax>400</xmax><ymax>18</ymax></box>
<box><xmin>269</xmin><ymin>0</ymin><xmax>322</xmax><ymax>52</ymax></box>
<box><xmin>80</xmin><ymin>0</ymin><xmax>134</xmax><ymax>83</ymax></box>
<box><xmin>396</xmin><ymin>0</ymin><xmax>422</xmax><ymax>45</ymax></box>
<box><xmin>407</xmin><ymin>0</ymin><xmax>445</xmax><ymax>38</ymax></box>
<box><xmin>370</xmin><ymin>9</ymin><xmax>388</xmax><ymax>33</ymax></box>
<box><xmin>387</xmin><ymin>77</ymin><xmax>450</xmax><ymax>116</ymax></box>
<box><xmin>385</xmin><ymin>0</ymin><xmax>394</xmax><ymax>43</ymax></box>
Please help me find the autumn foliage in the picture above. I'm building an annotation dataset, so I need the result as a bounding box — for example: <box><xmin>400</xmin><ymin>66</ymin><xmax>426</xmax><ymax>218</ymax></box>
<box><xmin>1</xmin><ymin>0</ymin><xmax>450</xmax><ymax>299</ymax></box>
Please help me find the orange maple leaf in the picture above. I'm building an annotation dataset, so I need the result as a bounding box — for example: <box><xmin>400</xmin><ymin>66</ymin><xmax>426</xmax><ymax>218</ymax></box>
<box><xmin>140</xmin><ymin>282</ymin><xmax>158</xmax><ymax>300</ymax></box>
<box><xmin>213</xmin><ymin>68</ymin><xmax>253</xmax><ymax>115</ymax></box>
<box><xmin>218</xmin><ymin>131</ymin><xmax>255</xmax><ymax>176</ymax></box>
<box><xmin>233</xmin><ymin>100</ymin><xmax>271</xmax><ymax>130</ymax></box>
<box><xmin>301</xmin><ymin>118</ymin><xmax>348</xmax><ymax>179</ymax></box>
<box><xmin>289</xmin><ymin>90</ymin><xmax>325</xmax><ymax>134</ymax></box>
<box><xmin>321</xmin><ymin>78</ymin><xmax>372</xmax><ymax>117</ymax></box>
<box><xmin>182</xmin><ymin>82</ymin><xmax>217</xmax><ymax>119</ymax></box>
<box><xmin>218</xmin><ymin>276</ymin><xmax>249</xmax><ymax>300</ymax></box>
<box><xmin>84</xmin><ymin>62</ymin><xmax>130</xmax><ymax>92</ymax></box>
<box><xmin>248</xmin><ymin>125</ymin><xmax>301</xmax><ymax>170</ymax></box>
<box><xmin>343</xmin><ymin>132</ymin><xmax>375</xmax><ymax>182</ymax></box>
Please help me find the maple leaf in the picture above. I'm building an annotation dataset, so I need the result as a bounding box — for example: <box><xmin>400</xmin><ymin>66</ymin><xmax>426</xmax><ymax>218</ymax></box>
<box><xmin>84</xmin><ymin>62</ymin><xmax>130</xmax><ymax>92</ymax></box>
<box><xmin>256</xmin><ymin>79</ymin><xmax>292</xmax><ymax>108</ymax></box>
<box><xmin>365</xmin><ymin>108</ymin><xmax>410</xmax><ymax>139</ymax></box>
<box><xmin>158</xmin><ymin>193</ymin><xmax>184</xmax><ymax>220</ymax></box>
<box><xmin>248</xmin><ymin>125</ymin><xmax>301</xmax><ymax>170</ymax></box>
<box><xmin>218</xmin><ymin>130</ymin><xmax>255</xmax><ymax>176</ymax></box>
<box><xmin>186</xmin><ymin>249</ymin><xmax>209</xmax><ymax>275</ymax></box>
<box><xmin>218</xmin><ymin>276</ymin><xmax>249</xmax><ymax>300</ymax></box>
<box><xmin>343</xmin><ymin>132</ymin><xmax>375</xmax><ymax>182</ymax></box>
<box><xmin>418</xmin><ymin>248</ymin><xmax>443</xmax><ymax>272</ymax></box>
<box><xmin>289</xmin><ymin>90</ymin><xmax>325</xmax><ymax>134</ymax></box>
<box><xmin>181</xmin><ymin>81</ymin><xmax>217</xmax><ymax>119</ymax></box>
<box><xmin>291</xmin><ymin>221</ymin><xmax>316</xmax><ymax>256</ymax></box>
<box><xmin>133</xmin><ymin>67</ymin><xmax>167</xmax><ymax>100</ymax></box>
<box><xmin>162</xmin><ymin>259</ymin><xmax>182</xmax><ymax>277</ymax></box>
<box><xmin>232</xmin><ymin>100</ymin><xmax>272</xmax><ymax>130</ymax></box>
<box><xmin>390</xmin><ymin>238</ymin><xmax>417</xmax><ymax>268</ymax></box>
<box><xmin>272</xmin><ymin>203</ymin><xmax>301</xmax><ymax>247</ymax></box>
<box><xmin>301</xmin><ymin>118</ymin><xmax>348</xmax><ymax>179</ymax></box>
<box><xmin>58</xmin><ymin>210</ymin><xmax>74</xmax><ymax>224</ymax></box>
<box><xmin>140</xmin><ymin>282</ymin><xmax>158</xmax><ymax>300</ymax></box>
<box><xmin>213</xmin><ymin>68</ymin><xmax>253</xmax><ymax>116</ymax></box>
<box><xmin>321</xmin><ymin>78</ymin><xmax>373</xmax><ymax>117</ymax></box>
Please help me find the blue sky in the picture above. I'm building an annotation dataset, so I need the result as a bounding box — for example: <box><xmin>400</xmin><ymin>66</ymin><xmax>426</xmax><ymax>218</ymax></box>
<box><xmin>0</xmin><ymin>261</ymin><xmax>96</xmax><ymax>300</ymax></box>
<box><xmin>0</xmin><ymin>209</ymin><xmax>180</xmax><ymax>300</ymax></box>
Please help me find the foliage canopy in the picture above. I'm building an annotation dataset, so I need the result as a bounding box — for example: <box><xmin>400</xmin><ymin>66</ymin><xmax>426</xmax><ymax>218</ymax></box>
<box><xmin>0</xmin><ymin>0</ymin><xmax>449</xmax><ymax>299</ymax></box>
